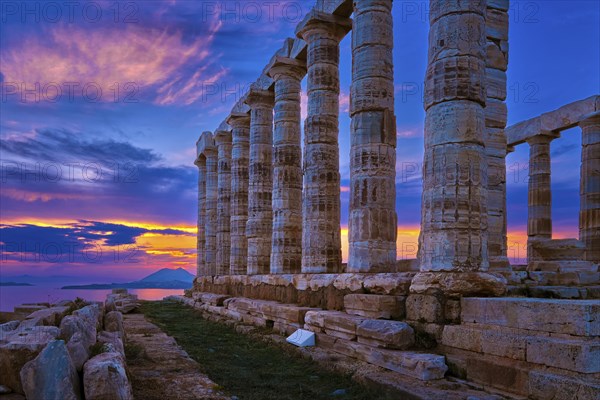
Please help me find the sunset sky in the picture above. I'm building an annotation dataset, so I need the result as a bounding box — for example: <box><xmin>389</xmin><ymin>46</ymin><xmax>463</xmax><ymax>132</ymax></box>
<box><xmin>1</xmin><ymin>0</ymin><xmax>598</xmax><ymax>281</ymax></box>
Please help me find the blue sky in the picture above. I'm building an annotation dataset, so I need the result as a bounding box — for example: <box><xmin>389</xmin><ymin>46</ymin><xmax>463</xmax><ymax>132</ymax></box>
<box><xmin>0</xmin><ymin>0</ymin><xmax>598</xmax><ymax>279</ymax></box>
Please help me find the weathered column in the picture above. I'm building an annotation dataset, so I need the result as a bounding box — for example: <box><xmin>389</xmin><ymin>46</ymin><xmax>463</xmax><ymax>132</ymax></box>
<box><xmin>227</xmin><ymin>113</ymin><xmax>251</xmax><ymax>275</ymax></box>
<box><xmin>348</xmin><ymin>0</ymin><xmax>397</xmax><ymax>272</ymax></box>
<box><xmin>580</xmin><ymin>113</ymin><xmax>600</xmax><ymax>263</ymax></box>
<box><xmin>245</xmin><ymin>88</ymin><xmax>274</xmax><ymax>275</ymax></box>
<box><xmin>527</xmin><ymin>133</ymin><xmax>554</xmax><ymax>257</ymax></box>
<box><xmin>215</xmin><ymin>130</ymin><xmax>232</xmax><ymax>275</ymax></box>
<box><xmin>485</xmin><ymin>0</ymin><xmax>510</xmax><ymax>270</ymax></box>
<box><xmin>267</xmin><ymin>57</ymin><xmax>306</xmax><ymax>274</ymax></box>
<box><xmin>297</xmin><ymin>11</ymin><xmax>351</xmax><ymax>273</ymax></box>
<box><xmin>204</xmin><ymin>135</ymin><xmax>218</xmax><ymax>276</ymax></box>
<box><xmin>413</xmin><ymin>0</ymin><xmax>505</xmax><ymax>295</ymax></box>
<box><xmin>194</xmin><ymin>156</ymin><xmax>206</xmax><ymax>277</ymax></box>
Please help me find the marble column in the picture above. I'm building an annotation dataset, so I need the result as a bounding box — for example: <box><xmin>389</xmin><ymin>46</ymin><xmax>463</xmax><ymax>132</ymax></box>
<box><xmin>412</xmin><ymin>0</ymin><xmax>505</xmax><ymax>296</ymax></box>
<box><xmin>215</xmin><ymin>130</ymin><xmax>232</xmax><ymax>275</ymax></box>
<box><xmin>485</xmin><ymin>0</ymin><xmax>510</xmax><ymax>270</ymax></box>
<box><xmin>227</xmin><ymin>113</ymin><xmax>251</xmax><ymax>275</ymax></box>
<box><xmin>348</xmin><ymin>0</ymin><xmax>397</xmax><ymax>272</ymax></box>
<box><xmin>267</xmin><ymin>57</ymin><xmax>306</xmax><ymax>274</ymax></box>
<box><xmin>527</xmin><ymin>134</ymin><xmax>554</xmax><ymax>252</ymax></box>
<box><xmin>297</xmin><ymin>11</ymin><xmax>351</xmax><ymax>273</ymax></box>
<box><xmin>205</xmin><ymin>138</ymin><xmax>218</xmax><ymax>276</ymax></box>
<box><xmin>245</xmin><ymin>88</ymin><xmax>275</xmax><ymax>275</ymax></box>
<box><xmin>194</xmin><ymin>157</ymin><xmax>206</xmax><ymax>277</ymax></box>
<box><xmin>579</xmin><ymin>113</ymin><xmax>600</xmax><ymax>263</ymax></box>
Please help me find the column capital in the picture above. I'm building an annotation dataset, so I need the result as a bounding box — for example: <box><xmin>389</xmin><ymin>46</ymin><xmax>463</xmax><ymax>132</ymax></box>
<box><xmin>226</xmin><ymin>112</ymin><xmax>250</xmax><ymax>127</ymax></box>
<box><xmin>579</xmin><ymin>111</ymin><xmax>600</xmax><ymax>128</ymax></box>
<box><xmin>244</xmin><ymin>88</ymin><xmax>274</xmax><ymax>109</ymax></box>
<box><xmin>526</xmin><ymin>131</ymin><xmax>560</xmax><ymax>145</ymax></box>
<box><xmin>214</xmin><ymin>129</ymin><xmax>232</xmax><ymax>145</ymax></box>
<box><xmin>267</xmin><ymin>56</ymin><xmax>307</xmax><ymax>82</ymax></box>
<box><xmin>296</xmin><ymin>10</ymin><xmax>352</xmax><ymax>42</ymax></box>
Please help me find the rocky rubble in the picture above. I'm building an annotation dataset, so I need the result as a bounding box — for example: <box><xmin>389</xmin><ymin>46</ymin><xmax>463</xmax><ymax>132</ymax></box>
<box><xmin>0</xmin><ymin>289</ymin><xmax>135</xmax><ymax>398</ymax></box>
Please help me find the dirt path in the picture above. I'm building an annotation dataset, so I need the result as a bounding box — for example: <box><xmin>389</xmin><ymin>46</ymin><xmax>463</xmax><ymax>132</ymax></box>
<box><xmin>123</xmin><ymin>313</ymin><xmax>229</xmax><ymax>400</ymax></box>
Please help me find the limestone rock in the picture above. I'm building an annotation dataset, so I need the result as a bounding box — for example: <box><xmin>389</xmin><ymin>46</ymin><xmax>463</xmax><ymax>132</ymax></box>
<box><xmin>20</xmin><ymin>340</ymin><xmax>81</xmax><ymax>400</ymax></box>
<box><xmin>0</xmin><ymin>326</ymin><xmax>60</xmax><ymax>393</ymax></box>
<box><xmin>20</xmin><ymin>306</ymin><xmax>69</xmax><ymax>327</ymax></box>
<box><xmin>104</xmin><ymin>311</ymin><xmax>125</xmax><ymax>338</ymax></box>
<box><xmin>73</xmin><ymin>304</ymin><xmax>102</xmax><ymax>329</ymax></box>
<box><xmin>83</xmin><ymin>352</ymin><xmax>133</xmax><ymax>400</ymax></box>
<box><xmin>97</xmin><ymin>331</ymin><xmax>125</xmax><ymax>357</ymax></box>
<box><xmin>0</xmin><ymin>321</ymin><xmax>20</xmax><ymax>333</ymax></box>
<box><xmin>60</xmin><ymin>315</ymin><xmax>96</xmax><ymax>350</ymax></box>
<box><xmin>66</xmin><ymin>332</ymin><xmax>90</xmax><ymax>372</ymax></box>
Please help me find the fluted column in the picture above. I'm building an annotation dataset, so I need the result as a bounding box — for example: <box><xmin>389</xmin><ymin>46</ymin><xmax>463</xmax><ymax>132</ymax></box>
<box><xmin>580</xmin><ymin>113</ymin><xmax>600</xmax><ymax>263</ymax></box>
<box><xmin>348</xmin><ymin>0</ymin><xmax>397</xmax><ymax>272</ymax></box>
<box><xmin>245</xmin><ymin>89</ymin><xmax>275</xmax><ymax>275</ymax></box>
<box><xmin>205</xmin><ymin>140</ymin><xmax>218</xmax><ymax>276</ymax></box>
<box><xmin>527</xmin><ymin>134</ymin><xmax>554</xmax><ymax>254</ymax></box>
<box><xmin>297</xmin><ymin>11</ymin><xmax>351</xmax><ymax>273</ymax></box>
<box><xmin>215</xmin><ymin>130</ymin><xmax>232</xmax><ymax>275</ymax></box>
<box><xmin>412</xmin><ymin>0</ymin><xmax>505</xmax><ymax>296</ymax></box>
<box><xmin>195</xmin><ymin>157</ymin><xmax>206</xmax><ymax>277</ymax></box>
<box><xmin>485</xmin><ymin>0</ymin><xmax>510</xmax><ymax>270</ymax></box>
<box><xmin>267</xmin><ymin>57</ymin><xmax>306</xmax><ymax>274</ymax></box>
<box><xmin>227</xmin><ymin>113</ymin><xmax>251</xmax><ymax>275</ymax></box>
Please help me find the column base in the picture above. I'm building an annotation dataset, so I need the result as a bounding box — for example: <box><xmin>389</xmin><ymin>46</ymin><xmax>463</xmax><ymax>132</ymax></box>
<box><xmin>410</xmin><ymin>272</ymin><xmax>507</xmax><ymax>297</ymax></box>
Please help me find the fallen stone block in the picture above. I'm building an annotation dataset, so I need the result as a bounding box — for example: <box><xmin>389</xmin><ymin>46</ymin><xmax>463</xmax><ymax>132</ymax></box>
<box><xmin>60</xmin><ymin>315</ymin><xmax>96</xmax><ymax>350</ymax></box>
<box><xmin>21</xmin><ymin>306</ymin><xmax>69</xmax><ymax>327</ymax></box>
<box><xmin>83</xmin><ymin>352</ymin><xmax>133</xmax><ymax>400</ymax></box>
<box><xmin>104</xmin><ymin>311</ymin><xmax>125</xmax><ymax>338</ymax></box>
<box><xmin>20</xmin><ymin>340</ymin><xmax>81</xmax><ymax>400</ymax></box>
<box><xmin>97</xmin><ymin>331</ymin><xmax>125</xmax><ymax>357</ymax></box>
<box><xmin>0</xmin><ymin>326</ymin><xmax>60</xmax><ymax>393</ymax></box>
<box><xmin>13</xmin><ymin>305</ymin><xmax>46</xmax><ymax>315</ymax></box>
<box><xmin>344</xmin><ymin>294</ymin><xmax>405</xmax><ymax>319</ymax></box>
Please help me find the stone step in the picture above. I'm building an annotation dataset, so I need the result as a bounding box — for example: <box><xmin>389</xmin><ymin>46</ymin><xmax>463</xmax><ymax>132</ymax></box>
<box><xmin>442</xmin><ymin>324</ymin><xmax>600</xmax><ymax>373</ymax></box>
<box><xmin>461</xmin><ymin>297</ymin><xmax>600</xmax><ymax>337</ymax></box>
<box><xmin>224</xmin><ymin>297</ymin><xmax>320</xmax><ymax>325</ymax></box>
<box><xmin>314</xmin><ymin>332</ymin><xmax>447</xmax><ymax>381</ymax></box>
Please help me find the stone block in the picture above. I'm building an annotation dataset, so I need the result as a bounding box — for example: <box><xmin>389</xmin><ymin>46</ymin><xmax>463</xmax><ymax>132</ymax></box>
<box><xmin>332</xmin><ymin>340</ymin><xmax>447</xmax><ymax>381</ymax></box>
<box><xmin>485</xmin><ymin>8</ymin><xmax>508</xmax><ymax>41</ymax></box>
<box><xmin>528</xmin><ymin>370</ymin><xmax>600</xmax><ymax>400</ymax></box>
<box><xmin>356</xmin><ymin>320</ymin><xmax>414</xmax><ymax>350</ymax></box>
<box><xmin>461</xmin><ymin>298</ymin><xmax>600</xmax><ymax>336</ymax></box>
<box><xmin>344</xmin><ymin>294</ymin><xmax>405</xmax><ymax>319</ymax></box>
<box><xmin>362</xmin><ymin>273</ymin><xmax>413</xmax><ymax>295</ymax></box>
<box><xmin>527</xmin><ymin>337</ymin><xmax>600</xmax><ymax>373</ymax></box>
<box><xmin>466</xmin><ymin>356</ymin><xmax>528</xmax><ymax>394</ymax></box>
<box><xmin>442</xmin><ymin>325</ymin><xmax>526</xmax><ymax>360</ymax></box>
<box><xmin>304</xmin><ymin>311</ymin><xmax>365</xmax><ymax>335</ymax></box>
<box><xmin>406</xmin><ymin>295</ymin><xmax>443</xmax><ymax>323</ymax></box>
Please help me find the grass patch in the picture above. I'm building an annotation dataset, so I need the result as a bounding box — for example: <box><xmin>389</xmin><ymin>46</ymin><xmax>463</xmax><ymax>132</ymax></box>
<box><xmin>141</xmin><ymin>301</ymin><xmax>397</xmax><ymax>400</ymax></box>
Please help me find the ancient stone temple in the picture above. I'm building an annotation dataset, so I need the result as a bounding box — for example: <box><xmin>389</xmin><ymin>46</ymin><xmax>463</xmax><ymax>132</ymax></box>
<box><xmin>193</xmin><ymin>1</ymin><xmax>599</xmax><ymax>398</ymax></box>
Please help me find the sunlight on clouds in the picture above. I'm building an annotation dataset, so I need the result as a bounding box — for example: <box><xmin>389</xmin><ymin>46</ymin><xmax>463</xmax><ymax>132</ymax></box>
<box><xmin>1</xmin><ymin>22</ymin><xmax>223</xmax><ymax>105</ymax></box>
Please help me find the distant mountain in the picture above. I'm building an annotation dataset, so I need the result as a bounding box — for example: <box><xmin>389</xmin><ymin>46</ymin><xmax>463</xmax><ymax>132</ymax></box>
<box><xmin>140</xmin><ymin>268</ymin><xmax>194</xmax><ymax>283</ymax></box>
<box><xmin>61</xmin><ymin>268</ymin><xmax>195</xmax><ymax>290</ymax></box>
<box><xmin>0</xmin><ymin>282</ymin><xmax>34</xmax><ymax>286</ymax></box>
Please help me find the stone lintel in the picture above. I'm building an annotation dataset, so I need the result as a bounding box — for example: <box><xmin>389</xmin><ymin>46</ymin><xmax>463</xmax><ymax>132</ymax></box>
<box><xmin>266</xmin><ymin>56</ymin><xmax>307</xmax><ymax>80</ymax></box>
<box><xmin>579</xmin><ymin>110</ymin><xmax>600</xmax><ymax>126</ymax></box>
<box><xmin>315</xmin><ymin>0</ymin><xmax>353</xmax><ymax>16</ymax></box>
<box><xmin>295</xmin><ymin>9</ymin><xmax>352</xmax><ymax>39</ymax></box>
<box><xmin>506</xmin><ymin>95</ymin><xmax>600</xmax><ymax>147</ymax></box>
